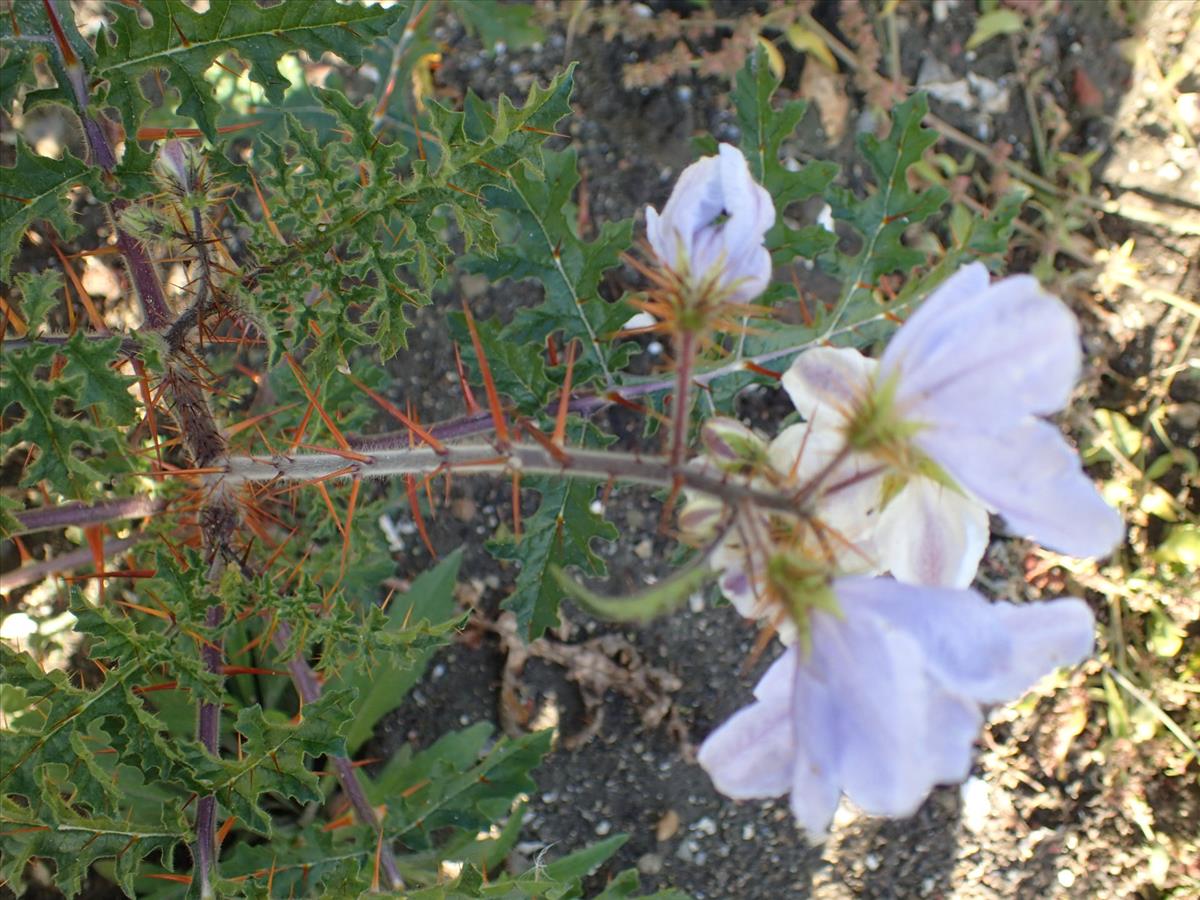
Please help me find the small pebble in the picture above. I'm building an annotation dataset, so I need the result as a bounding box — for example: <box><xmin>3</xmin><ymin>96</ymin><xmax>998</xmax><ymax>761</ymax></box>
<box><xmin>637</xmin><ymin>852</ymin><xmax>664</xmax><ymax>875</ymax></box>
<box><xmin>692</xmin><ymin>816</ymin><xmax>717</xmax><ymax>836</ymax></box>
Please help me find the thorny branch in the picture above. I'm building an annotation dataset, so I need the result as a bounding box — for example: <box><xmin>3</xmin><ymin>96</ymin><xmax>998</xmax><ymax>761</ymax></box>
<box><xmin>32</xmin><ymin>1</ymin><xmax>406</xmax><ymax>891</ymax></box>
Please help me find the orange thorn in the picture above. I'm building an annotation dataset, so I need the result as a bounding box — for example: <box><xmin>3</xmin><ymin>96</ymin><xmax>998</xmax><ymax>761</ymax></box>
<box><xmin>519</xmin><ymin>419</ymin><xmax>572</xmax><ymax>465</ymax></box>
<box><xmin>345</xmin><ymin>374</ymin><xmax>447</xmax><ymax>454</ymax></box>
<box><xmin>83</xmin><ymin>525</ymin><xmax>105</xmax><ymax>600</ymax></box>
<box><xmin>452</xmin><ymin>343</ymin><xmax>482</xmax><ymax>414</ymax></box>
<box><xmin>284</xmin><ymin>353</ymin><xmax>351</xmax><ymax>451</ymax></box>
<box><xmin>742</xmin><ymin>360</ymin><xmax>781</xmax><ymax>380</ymax></box>
<box><xmin>248</xmin><ymin>167</ymin><xmax>285</xmax><ymax>245</ymax></box>
<box><xmin>552</xmin><ymin>339</ymin><xmax>578</xmax><ymax>447</ymax></box>
<box><xmin>404</xmin><ymin>474</ymin><xmax>437</xmax><ymax>558</ymax></box>
<box><xmin>339</xmin><ymin>477</ymin><xmax>360</xmax><ymax>579</ymax></box>
<box><xmin>314</xmin><ymin>481</ymin><xmax>346</xmax><ymax>540</ymax></box>
<box><xmin>460</xmin><ymin>300</ymin><xmax>510</xmax><ymax>446</ymax></box>
<box><xmin>216</xmin><ymin>816</ymin><xmax>237</xmax><ymax>848</ymax></box>
<box><xmin>0</xmin><ymin>293</ymin><xmax>29</xmax><ymax>338</ymax></box>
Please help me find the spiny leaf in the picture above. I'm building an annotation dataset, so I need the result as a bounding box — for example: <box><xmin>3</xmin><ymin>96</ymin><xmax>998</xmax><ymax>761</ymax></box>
<box><xmin>447</xmin><ymin>314</ymin><xmax>555</xmax><ymax>414</ymax></box>
<box><xmin>487</xmin><ymin>477</ymin><xmax>619</xmax><ymax>640</ymax></box>
<box><xmin>465</xmin><ymin>147</ymin><xmax>635</xmax><ymax>390</ymax></box>
<box><xmin>64</xmin><ymin>332</ymin><xmax>138</xmax><ymax>424</ymax></box>
<box><xmin>825</xmin><ymin>92</ymin><xmax>949</xmax><ymax>290</ymax></box>
<box><xmin>0</xmin><ymin>341</ymin><xmax>112</xmax><ymax>494</ymax></box>
<box><xmin>0</xmin><ymin>790</ymin><xmax>185</xmax><ymax>898</ymax></box>
<box><xmin>241</xmin><ymin>70</ymin><xmax>576</xmax><ymax>373</ymax></box>
<box><xmin>213</xmin><ymin>689</ymin><xmax>352</xmax><ymax>835</ymax></box>
<box><xmin>92</xmin><ymin>0</ymin><xmax>407</xmax><ymax>142</ymax></box>
<box><xmin>731</xmin><ymin>46</ymin><xmax>838</xmax><ymax>265</ymax></box>
<box><xmin>9</xmin><ymin>270</ymin><xmax>64</xmax><ymax>335</ymax></box>
<box><xmin>374</xmin><ymin>725</ymin><xmax>553</xmax><ymax>847</ymax></box>
<box><xmin>0</xmin><ymin>141</ymin><xmax>100</xmax><ymax>282</ymax></box>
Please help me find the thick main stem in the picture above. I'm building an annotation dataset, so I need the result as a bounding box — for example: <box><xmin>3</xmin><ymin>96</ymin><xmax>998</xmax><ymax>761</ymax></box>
<box><xmin>274</xmin><ymin>622</ymin><xmax>405</xmax><ymax>891</ymax></box>
<box><xmin>225</xmin><ymin>442</ymin><xmax>816</xmax><ymax>521</ymax></box>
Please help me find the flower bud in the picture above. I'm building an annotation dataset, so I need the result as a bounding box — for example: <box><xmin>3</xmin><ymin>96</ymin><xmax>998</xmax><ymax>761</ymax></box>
<box><xmin>700</xmin><ymin>417</ymin><xmax>767</xmax><ymax>473</ymax></box>
<box><xmin>156</xmin><ymin>139</ymin><xmax>199</xmax><ymax>195</ymax></box>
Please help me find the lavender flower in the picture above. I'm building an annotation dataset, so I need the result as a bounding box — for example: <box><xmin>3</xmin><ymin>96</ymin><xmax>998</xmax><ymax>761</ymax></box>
<box><xmin>645</xmin><ymin>144</ymin><xmax>775</xmax><ymax>304</ymax></box>
<box><xmin>697</xmin><ymin>577</ymin><xmax>1095</xmax><ymax>836</ymax></box>
<box><xmin>783</xmin><ymin>263</ymin><xmax>1123</xmax><ymax>562</ymax></box>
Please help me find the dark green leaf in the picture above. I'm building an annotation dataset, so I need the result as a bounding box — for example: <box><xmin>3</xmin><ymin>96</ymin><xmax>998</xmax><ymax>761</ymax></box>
<box><xmin>0</xmin><ymin>142</ymin><xmax>100</xmax><ymax>282</ymax></box>
<box><xmin>488</xmin><ymin>477</ymin><xmax>619</xmax><ymax>640</ymax></box>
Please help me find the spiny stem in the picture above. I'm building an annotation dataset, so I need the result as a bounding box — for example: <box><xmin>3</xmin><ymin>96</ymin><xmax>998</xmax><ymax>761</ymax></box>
<box><xmin>194</xmin><ymin>595</ymin><xmax>224</xmax><ymax>900</ymax></box>
<box><xmin>670</xmin><ymin>329</ymin><xmax>697</xmax><ymax>469</ymax></box>
<box><xmin>8</xmin><ymin>496</ymin><xmax>165</xmax><ymax>537</ymax></box>
<box><xmin>224</xmin><ymin>442</ymin><xmax>817</xmax><ymax>521</ymax></box>
<box><xmin>0</xmin><ymin>536</ymin><xmax>141</xmax><ymax>594</ymax></box>
<box><xmin>42</xmin><ymin>0</ymin><xmax>172</xmax><ymax>329</ymax></box>
<box><xmin>274</xmin><ymin>622</ymin><xmax>406</xmax><ymax>891</ymax></box>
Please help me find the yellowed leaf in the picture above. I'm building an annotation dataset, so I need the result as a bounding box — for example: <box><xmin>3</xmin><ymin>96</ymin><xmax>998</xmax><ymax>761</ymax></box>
<box><xmin>784</xmin><ymin>24</ymin><xmax>838</xmax><ymax>71</ymax></box>
<box><xmin>757</xmin><ymin>35</ymin><xmax>786</xmax><ymax>82</ymax></box>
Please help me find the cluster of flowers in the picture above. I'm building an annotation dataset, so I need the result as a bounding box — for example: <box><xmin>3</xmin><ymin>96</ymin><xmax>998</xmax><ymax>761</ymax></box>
<box><xmin>646</xmin><ymin>144</ymin><xmax>1123</xmax><ymax>837</ymax></box>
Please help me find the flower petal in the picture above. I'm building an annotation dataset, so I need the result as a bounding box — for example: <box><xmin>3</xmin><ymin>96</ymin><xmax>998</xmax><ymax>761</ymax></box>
<box><xmin>923</xmin><ymin>688</ymin><xmax>984</xmax><ymax>786</ymax></box>
<box><xmin>716</xmin><ymin>145</ymin><xmax>775</xmax><ymax>257</ymax></box>
<box><xmin>648</xmin><ymin>154</ymin><xmax>722</xmax><ymax>270</ymax></box>
<box><xmin>877</xmin><ymin>262</ymin><xmax>992</xmax><ymax>371</ymax></box>
<box><xmin>918</xmin><ymin>418</ymin><xmax>1124</xmax><ymax>558</ymax></box>
<box><xmin>837</xmin><ymin>577</ymin><xmax>1095</xmax><ymax>704</ymax></box>
<box><xmin>768</xmin><ymin>422</ymin><xmax>884</xmax><ymax>573</ymax></box>
<box><xmin>808</xmin><ymin>609</ymin><xmax>938</xmax><ymax>817</ymax></box>
<box><xmin>788</xmin><ymin>659</ymin><xmax>843</xmax><ymax>836</ymax></box>
<box><xmin>697</xmin><ymin>693</ymin><xmax>795</xmax><ymax>799</ymax></box>
<box><xmin>782</xmin><ymin>347</ymin><xmax>878</xmax><ymax>424</ymax></box>
<box><xmin>990</xmin><ymin>597</ymin><xmax>1096</xmax><ymax>688</ymax></box>
<box><xmin>727</xmin><ymin>245</ymin><xmax>774</xmax><ymax>304</ymax></box>
<box><xmin>874</xmin><ymin>478</ymin><xmax>989</xmax><ymax>587</ymax></box>
<box><xmin>886</xmin><ymin>271</ymin><xmax>1082</xmax><ymax>425</ymax></box>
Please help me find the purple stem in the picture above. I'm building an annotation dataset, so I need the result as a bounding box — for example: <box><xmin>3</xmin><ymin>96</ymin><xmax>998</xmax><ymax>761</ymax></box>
<box><xmin>273</xmin><ymin>622</ymin><xmax>405</xmax><ymax>891</ymax></box>
<box><xmin>43</xmin><ymin>0</ymin><xmax>172</xmax><ymax>330</ymax></box>
<box><xmin>0</xmin><ymin>536</ymin><xmax>140</xmax><ymax>594</ymax></box>
<box><xmin>193</xmin><ymin>602</ymin><xmax>223</xmax><ymax>897</ymax></box>
<box><xmin>10</xmin><ymin>496</ymin><xmax>165</xmax><ymax>537</ymax></box>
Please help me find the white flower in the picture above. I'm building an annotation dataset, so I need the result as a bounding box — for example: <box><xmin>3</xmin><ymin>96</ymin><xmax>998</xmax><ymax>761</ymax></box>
<box><xmin>680</xmin><ymin>419</ymin><xmax>883</xmax><ymax>644</ymax></box>
<box><xmin>697</xmin><ymin>577</ymin><xmax>1095</xmax><ymax>837</ymax></box>
<box><xmin>645</xmin><ymin>144</ymin><xmax>775</xmax><ymax>304</ymax></box>
<box><xmin>783</xmin><ymin>262</ymin><xmax>1123</xmax><ymax>562</ymax></box>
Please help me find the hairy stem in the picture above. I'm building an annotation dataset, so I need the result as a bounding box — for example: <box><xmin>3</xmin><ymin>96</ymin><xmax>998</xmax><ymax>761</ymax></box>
<box><xmin>194</xmin><ymin>598</ymin><xmax>224</xmax><ymax>900</ymax></box>
<box><xmin>8</xmin><ymin>496</ymin><xmax>165</xmax><ymax>537</ymax></box>
<box><xmin>43</xmin><ymin>0</ymin><xmax>172</xmax><ymax>329</ymax></box>
<box><xmin>669</xmin><ymin>329</ymin><xmax>697</xmax><ymax>469</ymax></box>
<box><xmin>225</xmin><ymin>442</ymin><xmax>816</xmax><ymax>521</ymax></box>
<box><xmin>0</xmin><ymin>536</ymin><xmax>141</xmax><ymax>594</ymax></box>
<box><xmin>274</xmin><ymin>622</ymin><xmax>406</xmax><ymax>891</ymax></box>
